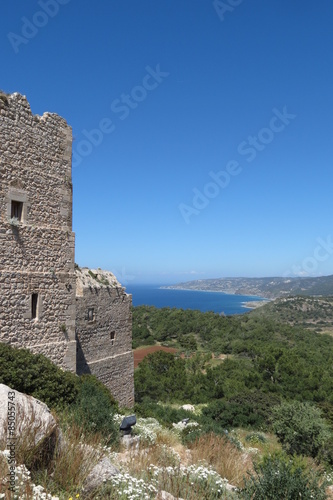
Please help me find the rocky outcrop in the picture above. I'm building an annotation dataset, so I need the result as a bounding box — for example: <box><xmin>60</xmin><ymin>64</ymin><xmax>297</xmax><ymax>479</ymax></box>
<box><xmin>0</xmin><ymin>383</ymin><xmax>57</xmax><ymax>450</ymax></box>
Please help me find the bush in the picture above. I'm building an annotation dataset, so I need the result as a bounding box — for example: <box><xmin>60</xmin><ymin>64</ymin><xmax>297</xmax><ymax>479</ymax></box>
<box><xmin>134</xmin><ymin>351</ymin><xmax>190</xmax><ymax>403</ymax></box>
<box><xmin>272</xmin><ymin>401</ymin><xmax>331</xmax><ymax>457</ymax></box>
<box><xmin>180</xmin><ymin>423</ymin><xmax>202</xmax><ymax>445</ymax></box>
<box><xmin>0</xmin><ymin>343</ymin><xmax>78</xmax><ymax>409</ymax></box>
<box><xmin>202</xmin><ymin>399</ymin><xmax>264</xmax><ymax>430</ymax></box>
<box><xmin>68</xmin><ymin>375</ymin><xmax>119</xmax><ymax>446</ymax></box>
<box><xmin>240</xmin><ymin>453</ymin><xmax>327</xmax><ymax>499</ymax></box>
<box><xmin>245</xmin><ymin>432</ymin><xmax>267</xmax><ymax>444</ymax></box>
<box><xmin>228</xmin><ymin>391</ymin><xmax>281</xmax><ymax>430</ymax></box>
<box><xmin>317</xmin><ymin>436</ymin><xmax>333</xmax><ymax>467</ymax></box>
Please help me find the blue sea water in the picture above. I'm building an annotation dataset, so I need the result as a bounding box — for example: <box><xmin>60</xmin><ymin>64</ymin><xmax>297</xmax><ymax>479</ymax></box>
<box><xmin>125</xmin><ymin>284</ymin><xmax>265</xmax><ymax>315</ymax></box>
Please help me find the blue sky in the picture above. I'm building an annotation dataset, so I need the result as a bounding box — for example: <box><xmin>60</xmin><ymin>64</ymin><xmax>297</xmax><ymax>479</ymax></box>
<box><xmin>1</xmin><ymin>0</ymin><xmax>333</xmax><ymax>284</ymax></box>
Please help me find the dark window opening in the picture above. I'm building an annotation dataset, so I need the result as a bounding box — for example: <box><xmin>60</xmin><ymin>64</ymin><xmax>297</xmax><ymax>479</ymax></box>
<box><xmin>11</xmin><ymin>201</ymin><xmax>23</xmax><ymax>221</ymax></box>
<box><xmin>31</xmin><ymin>293</ymin><xmax>38</xmax><ymax>320</ymax></box>
<box><xmin>110</xmin><ymin>331</ymin><xmax>115</xmax><ymax>345</ymax></box>
<box><xmin>87</xmin><ymin>308</ymin><xmax>94</xmax><ymax>321</ymax></box>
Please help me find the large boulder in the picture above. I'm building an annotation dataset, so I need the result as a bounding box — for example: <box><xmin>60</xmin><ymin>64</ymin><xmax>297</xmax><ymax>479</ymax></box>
<box><xmin>0</xmin><ymin>383</ymin><xmax>57</xmax><ymax>450</ymax></box>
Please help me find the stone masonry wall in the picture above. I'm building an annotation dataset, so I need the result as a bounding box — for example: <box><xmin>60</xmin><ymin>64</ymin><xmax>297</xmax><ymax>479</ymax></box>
<box><xmin>76</xmin><ymin>268</ymin><xmax>134</xmax><ymax>407</ymax></box>
<box><xmin>0</xmin><ymin>93</ymin><xmax>76</xmax><ymax>371</ymax></box>
<box><xmin>0</xmin><ymin>93</ymin><xmax>134</xmax><ymax>407</ymax></box>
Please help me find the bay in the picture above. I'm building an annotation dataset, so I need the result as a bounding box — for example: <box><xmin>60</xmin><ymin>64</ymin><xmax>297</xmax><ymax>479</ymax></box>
<box><xmin>125</xmin><ymin>284</ymin><xmax>265</xmax><ymax>315</ymax></box>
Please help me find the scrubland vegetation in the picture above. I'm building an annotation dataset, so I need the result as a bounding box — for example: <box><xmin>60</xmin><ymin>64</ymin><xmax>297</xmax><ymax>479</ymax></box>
<box><xmin>1</xmin><ymin>298</ymin><xmax>333</xmax><ymax>498</ymax></box>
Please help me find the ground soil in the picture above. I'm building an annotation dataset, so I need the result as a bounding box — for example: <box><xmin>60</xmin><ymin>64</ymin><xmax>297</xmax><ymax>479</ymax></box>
<box><xmin>133</xmin><ymin>345</ymin><xmax>178</xmax><ymax>368</ymax></box>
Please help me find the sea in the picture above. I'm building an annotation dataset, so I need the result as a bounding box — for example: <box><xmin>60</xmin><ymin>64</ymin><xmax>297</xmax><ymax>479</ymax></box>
<box><xmin>125</xmin><ymin>284</ymin><xmax>266</xmax><ymax>315</ymax></box>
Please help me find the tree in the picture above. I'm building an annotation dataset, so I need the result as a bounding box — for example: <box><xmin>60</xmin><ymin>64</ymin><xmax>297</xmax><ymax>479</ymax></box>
<box><xmin>134</xmin><ymin>351</ymin><xmax>189</xmax><ymax>402</ymax></box>
<box><xmin>272</xmin><ymin>401</ymin><xmax>331</xmax><ymax>457</ymax></box>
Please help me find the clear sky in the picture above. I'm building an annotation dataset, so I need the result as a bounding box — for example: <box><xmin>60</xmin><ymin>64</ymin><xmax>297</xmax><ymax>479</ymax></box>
<box><xmin>1</xmin><ymin>0</ymin><xmax>333</xmax><ymax>284</ymax></box>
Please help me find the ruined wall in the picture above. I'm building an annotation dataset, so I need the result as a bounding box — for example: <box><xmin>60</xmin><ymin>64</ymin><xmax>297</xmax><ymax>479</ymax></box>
<box><xmin>0</xmin><ymin>93</ymin><xmax>76</xmax><ymax>371</ymax></box>
<box><xmin>76</xmin><ymin>268</ymin><xmax>134</xmax><ymax>408</ymax></box>
<box><xmin>0</xmin><ymin>93</ymin><xmax>134</xmax><ymax>407</ymax></box>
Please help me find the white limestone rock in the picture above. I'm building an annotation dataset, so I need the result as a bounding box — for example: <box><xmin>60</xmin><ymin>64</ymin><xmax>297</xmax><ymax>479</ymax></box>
<box><xmin>0</xmin><ymin>383</ymin><xmax>57</xmax><ymax>449</ymax></box>
<box><xmin>180</xmin><ymin>404</ymin><xmax>195</xmax><ymax>412</ymax></box>
<box><xmin>83</xmin><ymin>456</ymin><xmax>120</xmax><ymax>495</ymax></box>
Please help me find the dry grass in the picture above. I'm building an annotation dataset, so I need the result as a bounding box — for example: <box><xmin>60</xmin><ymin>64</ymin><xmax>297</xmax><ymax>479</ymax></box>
<box><xmin>154</xmin><ymin>427</ymin><xmax>191</xmax><ymax>463</ymax></box>
<box><xmin>238</xmin><ymin>429</ymin><xmax>282</xmax><ymax>456</ymax></box>
<box><xmin>189</xmin><ymin>433</ymin><xmax>254</xmax><ymax>487</ymax></box>
<box><xmin>127</xmin><ymin>442</ymin><xmax>181</xmax><ymax>477</ymax></box>
<box><xmin>35</xmin><ymin>423</ymin><xmax>104</xmax><ymax>496</ymax></box>
<box><xmin>124</xmin><ymin>440</ymin><xmax>237</xmax><ymax>500</ymax></box>
<box><xmin>1</xmin><ymin>403</ymin><xmax>104</xmax><ymax>499</ymax></box>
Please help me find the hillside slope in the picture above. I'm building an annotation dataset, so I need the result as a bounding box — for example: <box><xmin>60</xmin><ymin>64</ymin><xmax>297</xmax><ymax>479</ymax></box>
<box><xmin>249</xmin><ymin>295</ymin><xmax>333</xmax><ymax>335</ymax></box>
<box><xmin>164</xmin><ymin>275</ymin><xmax>333</xmax><ymax>299</ymax></box>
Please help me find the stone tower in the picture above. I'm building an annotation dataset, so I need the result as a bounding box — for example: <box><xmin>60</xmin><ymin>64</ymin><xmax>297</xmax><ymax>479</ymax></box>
<box><xmin>0</xmin><ymin>93</ymin><xmax>134</xmax><ymax>407</ymax></box>
<box><xmin>0</xmin><ymin>93</ymin><xmax>76</xmax><ymax>370</ymax></box>
<box><xmin>75</xmin><ymin>268</ymin><xmax>134</xmax><ymax>407</ymax></box>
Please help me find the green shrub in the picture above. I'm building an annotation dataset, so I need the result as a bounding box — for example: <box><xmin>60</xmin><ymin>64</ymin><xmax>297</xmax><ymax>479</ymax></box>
<box><xmin>317</xmin><ymin>401</ymin><xmax>333</xmax><ymax>430</ymax></box>
<box><xmin>68</xmin><ymin>375</ymin><xmax>119</xmax><ymax>446</ymax></box>
<box><xmin>180</xmin><ymin>423</ymin><xmax>202</xmax><ymax>445</ymax></box>
<box><xmin>179</xmin><ymin>334</ymin><xmax>198</xmax><ymax>351</ymax></box>
<box><xmin>201</xmin><ymin>399</ymin><xmax>264</xmax><ymax>430</ymax></box>
<box><xmin>272</xmin><ymin>401</ymin><xmax>331</xmax><ymax>457</ymax></box>
<box><xmin>228</xmin><ymin>391</ymin><xmax>281</xmax><ymax>430</ymax></box>
<box><xmin>318</xmin><ymin>436</ymin><xmax>333</xmax><ymax>467</ymax></box>
<box><xmin>0</xmin><ymin>343</ymin><xmax>78</xmax><ymax>409</ymax></box>
<box><xmin>134</xmin><ymin>351</ymin><xmax>190</xmax><ymax>403</ymax></box>
<box><xmin>245</xmin><ymin>432</ymin><xmax>267</xmax><ymax>444</ymax></box>
<box><xmin>240</xmin><ymin>453</ymin><xmax>327</xmax><ymax>499</ymax></box>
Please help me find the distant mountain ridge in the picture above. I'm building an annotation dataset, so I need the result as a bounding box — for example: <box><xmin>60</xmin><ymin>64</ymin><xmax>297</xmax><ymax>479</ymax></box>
<box><xmin>164</xmin><ymin>275</ymin><xmax>333</xmax><ymax>299</ymax></box>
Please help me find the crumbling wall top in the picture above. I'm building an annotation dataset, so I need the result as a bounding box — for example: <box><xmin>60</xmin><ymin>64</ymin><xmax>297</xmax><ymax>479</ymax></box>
<box><xmin>75</xmin><ymin>267</ymin><xmax>127</xmax><ymax>296</ymax></box>
<box><xmin>0</xmin><ymin>92</ymin><xmax>69</xmax><ymax>129</ymax></box>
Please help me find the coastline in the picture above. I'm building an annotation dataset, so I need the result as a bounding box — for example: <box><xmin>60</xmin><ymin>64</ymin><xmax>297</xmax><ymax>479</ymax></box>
<box><xmin>160</xmin><ymin>286</ymin><xmax>227</xmax><ymax>294</ymax></box>
<box><xmin>242</xmin><ymin>300</ymin><xmax>270</xmax><ymax>309</ymax></box>
<box><xmin>160</xmin><ymin>286</ymin><xmax>266</xmax><ymax>300</ymax></box>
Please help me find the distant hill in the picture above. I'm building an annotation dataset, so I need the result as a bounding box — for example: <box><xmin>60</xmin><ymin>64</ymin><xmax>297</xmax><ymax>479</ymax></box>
<box><xmin>249</xmin><ymin>295</ymin><xmax>333</xmax><ymax>335</ymax></box>
<box><xmin>164</xmin><ymin>275</ymin><xmax>333</xmax><ymax>299</ymax></box>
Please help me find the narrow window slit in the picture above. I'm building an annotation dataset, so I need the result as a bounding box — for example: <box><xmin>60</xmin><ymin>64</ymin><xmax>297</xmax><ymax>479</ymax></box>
<box><xmin>32</xmin><ymin>293</ymin><xmax>38</xmax><ymax>319</ymax></box>
<box><xmin>11</xmin><ymin>200</ymin><xmax>23</xmax><ymax>221</ymax></box>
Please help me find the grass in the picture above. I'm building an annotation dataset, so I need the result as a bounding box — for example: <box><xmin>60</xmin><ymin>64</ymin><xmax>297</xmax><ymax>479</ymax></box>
<box><xmin>35</xmin><ymin>424</ymin><xmax>104</xmax><ymax>497</ymax></box>
<box><xmin>237</xmin><ymin>429</ymin><xmax>281</xmax><ymax>456</ymax></box>
<box><xmin>124</xmin><ymin>442</ymin><xmax>238</xmax><ymax>499</ymax></box>
<box><xmin>0</xmin><ymin>407</ymin><xmax>105</xmax><ymax>499</ymax></box>
<box><xmin>88</xmin><ymin>270</ymin><xmax>110</xmax><ymax>286</ymax></box>
<box><xmin>189</xmin><ymin>433</ymin><xmax>254</xmax><ymax>488</ymax></box>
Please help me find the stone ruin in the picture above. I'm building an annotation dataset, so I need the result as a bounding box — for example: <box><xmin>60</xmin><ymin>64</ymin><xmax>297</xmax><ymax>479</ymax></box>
<box><xmin>0</xmin><ymin>92</ymin><xmax>134</xmax><ymax>407</ymax></box>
